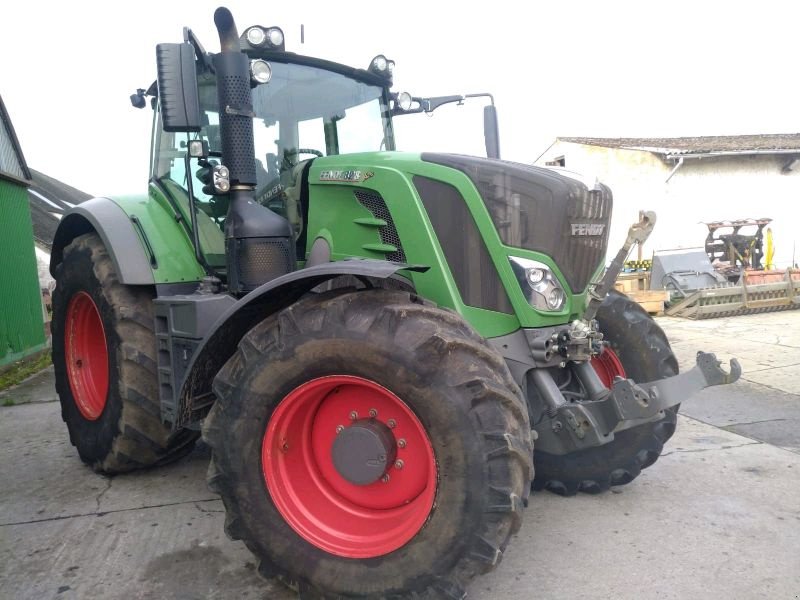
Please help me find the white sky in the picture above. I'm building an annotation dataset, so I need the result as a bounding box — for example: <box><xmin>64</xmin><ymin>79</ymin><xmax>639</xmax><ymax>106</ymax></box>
<box><xmin>2</xmin><ymin>0</ymin><xmax>799</xmax><ymax>197</ymax></box>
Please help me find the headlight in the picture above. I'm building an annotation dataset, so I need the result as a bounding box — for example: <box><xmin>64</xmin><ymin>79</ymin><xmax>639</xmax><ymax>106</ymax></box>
<box><xmin>526</xmin><ymin>268</ymin><xmax>545</xmax><ymax>285</ymax></box>
<box><xmin>509</xmin><ymin>256</ymin><xmax>567</xmax><ymax>311</ymax></box>
<box><xmin>547</xmin><ymin>288</ymin><xmax>565</xmax><ymax>310</ymax></box>
<box><xmin>250</xmin><ymin>59</ymin><xmax>272</xmax><ymax>84</ymax></box>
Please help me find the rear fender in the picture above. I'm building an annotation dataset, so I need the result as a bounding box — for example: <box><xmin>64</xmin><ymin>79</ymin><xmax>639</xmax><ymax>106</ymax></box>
<box><xmin>175</xmin><ymin>260</ymin><xmax>424</xmax><ymax>427</ymax></box>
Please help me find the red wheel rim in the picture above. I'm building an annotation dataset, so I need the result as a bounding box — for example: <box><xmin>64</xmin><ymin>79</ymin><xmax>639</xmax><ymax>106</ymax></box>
<box><xmin>65</xmin><ymin>291</ymin><xmax>109</xmax><ymax>420</ymax></box>
<box><xmin>262</xmin><ymin>375</ymin><xmax>437</xmax><ymax>558</ymax></box>
<box><xmin>591</xmin><ymin>347</ymin><xmax>626</xmax><ymax>389</ymax></box>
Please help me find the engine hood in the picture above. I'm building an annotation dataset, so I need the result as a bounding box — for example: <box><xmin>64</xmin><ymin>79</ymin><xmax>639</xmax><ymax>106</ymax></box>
<box><xmin>421</xmin><ymin>153</ymin><xmax>613</xmax><ymax>293</ymax></box>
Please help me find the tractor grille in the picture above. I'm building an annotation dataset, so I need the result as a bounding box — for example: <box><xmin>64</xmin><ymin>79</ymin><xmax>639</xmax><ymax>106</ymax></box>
<box><xmin>414</xmin><ymin>176</ymin><xmax>514</xmax><ymax>314</ymax></box>
<box><xmin>354</xmin><ymin>190</ymin><xmax>407</xmax><ymax>263</ymax></box>
<box><xmin>422</xmin><ymin>154</ymin><xmax>612</xmax><ymax>293</ymax></box>
<box><xmin>562</xmin><ymin>189</ymin><xmax>613</xmax><ymax>291</ymax></box>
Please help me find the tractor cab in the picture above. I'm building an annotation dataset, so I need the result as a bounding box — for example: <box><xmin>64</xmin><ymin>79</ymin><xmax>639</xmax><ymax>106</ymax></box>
<box><xmin>147</xmin><ymin>30</ymin><xmax>398</xmax><ymax>275</ymax></box>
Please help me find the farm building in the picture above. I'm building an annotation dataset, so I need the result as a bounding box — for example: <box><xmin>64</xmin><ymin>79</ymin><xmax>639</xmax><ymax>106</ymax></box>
<box><xmin>27</xmin><ymin>168</ymin><xmax>91</xmax><ymax>291</ymax></box>
<box><xmin>0</xmin><ymin>96</ymin><xmax>47</xmax><ymax>368</ymax></box>
<box><xmin>535</xmin><ymin>135</ymin><xmax>800</xmax><ymax>269</ymax></box>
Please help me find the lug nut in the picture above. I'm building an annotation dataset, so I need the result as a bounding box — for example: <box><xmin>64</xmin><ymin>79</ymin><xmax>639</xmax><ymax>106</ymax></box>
<box><xmin>394</xmin><ymin>459</ymin><xmax>404</xmax><ymax>470</ymax></box>
<box><xmin>552</xmin><ymin>421</ymin><xmax>563</xmax><ymax>433</ymax></box>
<box><xmin>397</xmin><ymin>438</ymin><xmax>407</xmax><ymax>449</ymax></box>
<box><xmin>369</xmin><ymin>408</ymin><xmax>378</xmax><ymax>418</ymax></box>
<box><xmin>381</xmin><ymin>474</ymin><xmax>390</xmax><ymax>483</ymax></box>
<box><xmin>349</xmin><ymin>411</ymin><xmax>358</xmax><ymax>421</ymax></box>
<box><xmin>335</xmin><ymin>425</ymin><xmax>344</xmax><ymax>434</ymax></box>
<box><xmin>387</xmin><ymin>419</ymin><xmax>397</xmax><ymax>429</ymax></box>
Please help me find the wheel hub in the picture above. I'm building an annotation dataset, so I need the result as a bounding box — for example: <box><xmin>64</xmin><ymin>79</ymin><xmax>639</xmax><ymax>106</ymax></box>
<box><xmin>262</xmin><ymin>375</ymin><xmax>437</xmax><ymax>558</ymax></box>
<box><xmin>65</xmin><ymin>291</ymin><xmax>109</xmax><ymax>420</ymax></box>
<box><xmin>332</xmin><ymin>419</ymin><xmax>397</xmax><ymax>485</ymax></box>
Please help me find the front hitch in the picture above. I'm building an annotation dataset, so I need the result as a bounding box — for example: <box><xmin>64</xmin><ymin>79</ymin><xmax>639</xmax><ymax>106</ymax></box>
<box><xmin>535</xmin><ymin>352</ymin><xmax>741</xmax><ymax>455</ymax></box>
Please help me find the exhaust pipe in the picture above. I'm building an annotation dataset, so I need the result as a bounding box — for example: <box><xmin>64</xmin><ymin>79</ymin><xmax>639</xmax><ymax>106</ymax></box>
<box><xmin>213</xmin><ymin>7</ymin><xmax>295</xmax><ymax>295</ymax></box>
<box><xmin>214</xmin><ymin>7</ymin><xmax>241</xmax><ymax>53</ymax></box>
<box><xmin>213</xmin><ymin>7</ymin><xmax>256</xmax><ymax>188</ymax></box>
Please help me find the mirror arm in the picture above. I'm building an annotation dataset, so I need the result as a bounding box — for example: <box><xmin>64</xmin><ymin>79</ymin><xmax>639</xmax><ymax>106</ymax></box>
<box><xmin>464</xmin><ymin>92</ymin><xmax>495</xmax><ymax>106</ymax></box>
<box><xmin>183</xmin><ymin>27</ymin><xmax>214</xmax><ymax>72</ymax></box>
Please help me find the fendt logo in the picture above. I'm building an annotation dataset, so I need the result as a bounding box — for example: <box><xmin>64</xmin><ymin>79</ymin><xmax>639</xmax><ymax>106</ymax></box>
<box><xmin>571</xmin><ymin>223</ymin><xmax>606</xmax><ymax>236</ymax></box>
<box><xmin>319</xmin><ymin>170</ymin><xmax>375</xmax><ymax>183</ymax></box>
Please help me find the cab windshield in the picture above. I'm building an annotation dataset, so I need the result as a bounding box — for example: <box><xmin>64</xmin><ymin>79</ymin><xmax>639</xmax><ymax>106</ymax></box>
<box><xmin>205</xmin><ymin>60</ymin><xmax>392</xmax><ymax>174</ymax></box>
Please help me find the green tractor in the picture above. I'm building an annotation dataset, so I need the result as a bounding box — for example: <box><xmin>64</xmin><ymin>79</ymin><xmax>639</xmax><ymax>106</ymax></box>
<box><xmin>50</xmin><ymin>8</ymin><xmax>740</xmax><ymax>598</ymax></box>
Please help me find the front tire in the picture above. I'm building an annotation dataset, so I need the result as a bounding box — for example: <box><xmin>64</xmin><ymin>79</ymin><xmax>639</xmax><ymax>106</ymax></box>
<box><xmin>533</xmin><ymin>291</ymin><xmax>679</xmax><ymax>496</ymax></box>
<box><xmin>203</xmin><ymin>289</ymin><xmax>533</xmax><ymax>598</ymax></box>
<box><xmin>52</xmin><ymin>233</ymin><xmax>197</xmax><ymax>473</ymax></box>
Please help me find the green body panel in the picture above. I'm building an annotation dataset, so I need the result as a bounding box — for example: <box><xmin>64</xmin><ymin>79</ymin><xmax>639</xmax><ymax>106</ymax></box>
<box><xmin>109</xmin><ymin>186</ymin><xmax>207</xmax><ymax>284</ymax></box>
<box><xmin>100</xmin><ymin>152</ymin><xmax>596</xmax><ymax>337</ymax></box>
<box><xmin>0</xmin><ymin>178</ymin><xmax>47</xmax><ymax>367</ymax></box>
<box><xmin>305</xmin><ymin>152</ymin><xmax>593</xmax><ymax>338</ymax></box>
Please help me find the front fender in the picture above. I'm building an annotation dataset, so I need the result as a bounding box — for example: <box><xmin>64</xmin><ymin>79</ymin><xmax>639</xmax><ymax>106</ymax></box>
<box><xmin>176</xmin><ymin>260</ymin><xmax>426</xmax><ymax>427</ymax></box>
<box><xmin>50</xmin><ymin>198</ymin><xmax>156</xmax><ymax>284</ymax></box>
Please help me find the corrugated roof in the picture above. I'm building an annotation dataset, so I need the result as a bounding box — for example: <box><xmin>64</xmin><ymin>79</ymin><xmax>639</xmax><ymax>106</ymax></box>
<box><xmin>0</xmin><ymin>95</ymin><xmax>32</xmax><ymax>181</ymax></box>
<box><xmin>558</xmin><ymin>134</ymin><xmax>800</xmax><ymax>157</ymax></box>
<box><xmin>27</xmin><ymin>169</ymin><xmax>91</xmax><ymax>250</ymax></box>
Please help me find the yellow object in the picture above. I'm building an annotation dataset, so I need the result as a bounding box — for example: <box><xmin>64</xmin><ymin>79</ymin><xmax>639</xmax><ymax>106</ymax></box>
<box><xmin>765</xmin><ymin>228</ymin><xmax>775</xmax><ymax>270</ymax></box>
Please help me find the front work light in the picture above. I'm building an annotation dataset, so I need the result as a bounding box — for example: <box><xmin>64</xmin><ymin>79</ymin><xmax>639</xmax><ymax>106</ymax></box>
<box><xmin>396</xmin><ymin>92</ymin><xmax>413</xmax><ymax>111</ymax></box>
<box><xmin>188</xmin><ymin>139</ymin><xmax>209</xmax><ymax>159</ymax></box>
<box><xmin>267</xmin><ymin>27</ymin><xmax>284</xmax><ymax>47</ymax></box>
<box><xmin>250</xmin><ymin>59</ymin><xmax>272</xmax><ymax>84</ymax></box>
<box><xmin>372</xmin><ymin>55</ymin><xmax>388</xmax><ymax>72</ymax></box>
<box><xmin>213</xmin><ymin>164</ymin><xmax>230</xmax><ymax>193</ymax></box>
<box><xmin>509</xmin><ymin>256</ymin><xmax>567</xmax><ymax>312</ymax></box>
<box><xmin>245</xmin><ymin>26</ymin><xmax>267</xmax><ymax>46</ymax></box>
<box><xmin>244</xmin><ymin>26</ymin><xmax>285</xmax><ymax>50</ymax></box>
<box><xmin>368</xmin><ymin>54</ymin><xmax>395</xmax><ymax>79</ymax></box>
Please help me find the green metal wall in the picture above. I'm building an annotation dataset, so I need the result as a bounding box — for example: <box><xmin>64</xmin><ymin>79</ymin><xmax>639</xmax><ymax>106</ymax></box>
<box><xmin>0</xmin><ymin>178</ymin><xmax>46</xmax><ymax>367</ymax></box>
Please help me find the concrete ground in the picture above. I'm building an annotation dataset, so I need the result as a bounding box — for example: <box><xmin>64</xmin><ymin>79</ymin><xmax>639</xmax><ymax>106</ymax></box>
<box><xmin>1</xmin><ymin>310</ymin><xmax>799</xmax><ymax>599</ymax></box>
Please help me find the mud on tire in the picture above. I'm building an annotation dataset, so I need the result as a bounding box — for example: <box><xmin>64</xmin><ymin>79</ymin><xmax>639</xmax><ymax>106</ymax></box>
<box><xmin>203</xmin><ymin>288</ymin><xmax>533</xmax><ymax>598</ymax></box>
<box><xmin>533</xmin><ymin>291</ymin><xmax>679</xmax><ymax>496</ymax></box>
<box><xmin>52</xmin><ymin>233</ymin><xmax>197</xmax><ymax>473</ymax></box>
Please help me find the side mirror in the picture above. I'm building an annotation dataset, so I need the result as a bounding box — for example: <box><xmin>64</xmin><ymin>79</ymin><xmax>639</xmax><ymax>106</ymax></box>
<box><xmin>156</xmin><ymin>43</ymin><xmax>202</xmax><ymax>132</ymax></box>
<box><xmin>483</xmin><ymin>105</ymin><xmax>500</xmax><ymax>159</ymax></box>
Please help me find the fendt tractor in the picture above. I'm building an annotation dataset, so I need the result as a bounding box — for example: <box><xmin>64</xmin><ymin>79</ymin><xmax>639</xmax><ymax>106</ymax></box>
<box><xmin>51</xmin><ymin>8</ymin><xmax>741</xmax><ymax>598</ymax></box>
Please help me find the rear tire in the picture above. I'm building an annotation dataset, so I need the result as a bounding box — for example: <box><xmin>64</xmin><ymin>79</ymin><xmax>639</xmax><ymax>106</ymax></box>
<box><xmin>203</xmin><ymin>288</ymin><xmax>533</xmax><ymax>598</ymax></box>
<box><xmin>533</xmin><ymin>291</ymin><xmax>679</xmax><ymax>496</ymax></box>
<box><xmin>52</xmin><ymin>233</ymin><xmax>197</xmax><ymax>473</ymax></box>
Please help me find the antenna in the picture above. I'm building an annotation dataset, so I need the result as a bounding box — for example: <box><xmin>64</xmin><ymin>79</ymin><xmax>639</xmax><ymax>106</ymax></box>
<box><xmin>301</xmin><ymin>24</ymin><xmax>305</xmax><ymax>44</ymax></box>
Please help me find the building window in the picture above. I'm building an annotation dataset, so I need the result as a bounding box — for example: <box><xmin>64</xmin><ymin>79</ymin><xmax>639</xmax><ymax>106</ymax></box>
<box><xmin>545</xmin><ymin>156</ymin><xmax>566</xmax><ymax>167</ymax></box>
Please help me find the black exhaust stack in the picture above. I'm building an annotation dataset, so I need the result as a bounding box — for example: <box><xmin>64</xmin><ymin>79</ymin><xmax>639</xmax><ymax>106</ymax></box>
<box><xmin>213</xmin><ymin>7</ymin><xmax>295</xmax><ymax>295</ymax></box>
